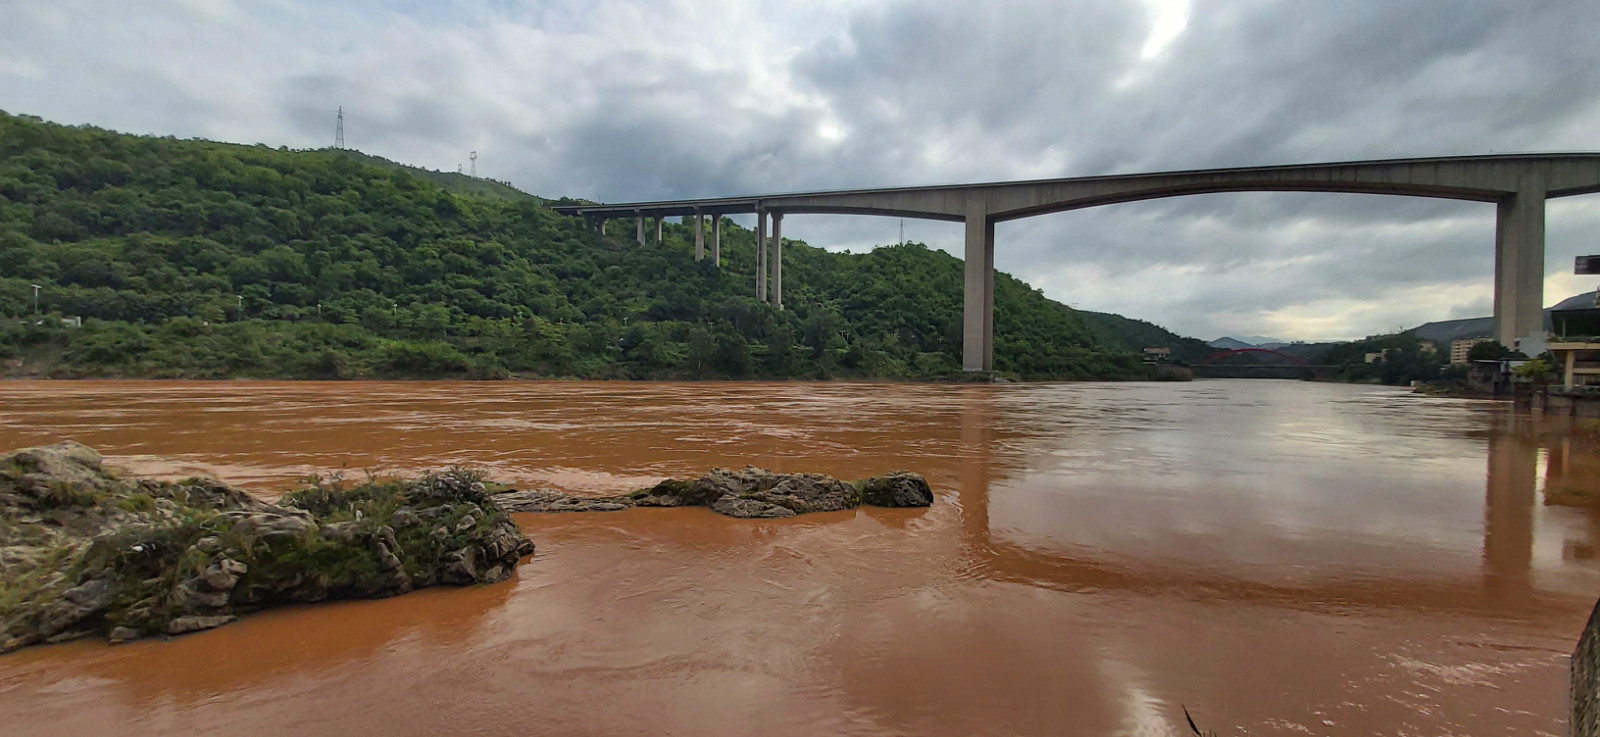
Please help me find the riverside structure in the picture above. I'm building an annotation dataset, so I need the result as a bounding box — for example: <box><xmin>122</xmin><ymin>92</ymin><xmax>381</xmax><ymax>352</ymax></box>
<box><xmin>552</xmin><ymin>154</ymin><xmax>1600</xmax><ymax>372</ymax></box>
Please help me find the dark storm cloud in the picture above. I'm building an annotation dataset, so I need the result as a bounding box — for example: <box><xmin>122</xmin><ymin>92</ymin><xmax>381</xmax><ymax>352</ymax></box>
<box><xmin>790</xmin><ymin>0</ymin><xmax>1148</xmax><ymax>182</ymax></box>
<box><xmin>2</xmin><ymin>0</ymin><xmax>1598</xmax><ymax>339</ymax></box>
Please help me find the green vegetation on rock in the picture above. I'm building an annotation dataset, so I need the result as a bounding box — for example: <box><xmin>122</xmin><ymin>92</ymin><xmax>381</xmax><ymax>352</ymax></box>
<box><xmin>494</xmin><ymin>466</ymin><xmax>933</xmax><ymax>519</ymax></box>
<box><xmin>0</xmin><ymin>441</ymin><xmax>533</xmax><ymax>653</ymax></box>
<box><xmin>0</xmin><ymin>110</ymin><xmax>1146</xmax><ymax>381</ymax></box>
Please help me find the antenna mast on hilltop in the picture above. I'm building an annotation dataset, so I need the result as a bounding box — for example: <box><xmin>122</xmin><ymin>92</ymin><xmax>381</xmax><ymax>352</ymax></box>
<box><xmin>335</xmin><ymin>107</ymin><xmax>345</xmax><ymax>149</ymax></box>
<box><xmin>469</xmin><ymin>151</ymin><xmax>477</xmax><ymax>177</ymax></box>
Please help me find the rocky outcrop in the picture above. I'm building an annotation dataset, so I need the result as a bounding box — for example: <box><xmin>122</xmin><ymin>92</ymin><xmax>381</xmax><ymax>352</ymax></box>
<box><xmin>494</xmin><ymin>466</ymin><xmax>934</xmax><ymax>519</ymax></box>
<box><xmin>0</xmin><ymin>442</ymin><xmax>535</xmax><ymax>653</ymax></box>
<box><xmin>492</xmin><ymin>488</ymin><xmax>633</xmax><ymax>513</ymax></box>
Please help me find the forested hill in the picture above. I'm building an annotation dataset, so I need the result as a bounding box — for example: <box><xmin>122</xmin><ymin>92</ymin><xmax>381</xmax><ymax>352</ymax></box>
<box><xmin>0</xmin><ymin>110</ymin><xmax>1145</xmax><ymax>381</ymax></box>
<box><xmin>326</xmin><ymin>149</ymin><xmax>537</xmax><ymax>202</ymax></box>
<box><xmin>1078</xmin><ymin>311</ymin><xmax>1214</xmax><ymax>363</ymax></box>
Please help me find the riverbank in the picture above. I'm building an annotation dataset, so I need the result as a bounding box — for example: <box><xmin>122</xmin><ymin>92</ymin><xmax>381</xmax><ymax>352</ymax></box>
<box><xmin>1412</xmin><ymin>382</ymin><xmax>1502</xmax><ymax>399</ymax></box>
<box><xmin>1</xmin><ymin>310</ymin><xmax>1152</xmax><ymax>383</ymax></box>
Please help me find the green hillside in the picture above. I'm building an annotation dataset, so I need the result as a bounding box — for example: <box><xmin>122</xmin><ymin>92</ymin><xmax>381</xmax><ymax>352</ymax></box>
<box><xmin>326</xmin><ymin>148</ymin><xmax>538</xmax><ymax>202</ymax></box>
<box><xmin>0</xmin><ymin>110</ymin><xmax>1143</xmax><ymax>381</ymax></box>
<box><xmin>1078</xmin><ymin>311</ymin><xmax>1213</xmax><ymax>363</ymax></box>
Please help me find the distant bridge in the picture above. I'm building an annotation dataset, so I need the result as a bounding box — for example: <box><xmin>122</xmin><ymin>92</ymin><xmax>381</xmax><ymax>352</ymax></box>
<box><xmin>1196</xmin><ymin>348</ymin><xmax>1315</xmax><ymax>367</ymax></box>
<box><xmin>552</xmin><ymin>154</ymin><xmax>1600</xmax><ymax>371</ymax></box>
<box><xmin>1191</xmin><ymin>347</ymin><xmax>1335</xmax><ymax>379</ymax></box>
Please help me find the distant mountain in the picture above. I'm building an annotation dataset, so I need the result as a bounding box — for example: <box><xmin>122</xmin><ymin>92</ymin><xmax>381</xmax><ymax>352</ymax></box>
<box><xmin>1237</xmin><ymin>335</ymin><xmax>1287</xmax><ymax>346</ymax></box>
<box><xmin>1208</xmin><ymin>337</ymin><xmax>1255</xmax><ymax>350</ymax></box>
<box><xmin>1408</xmin><ymin>317</ymin><xmax>1493</xmax><ymax>344</ymax></box>
<box><xmin>1079</xmin><ymin>311</ymin><xmax>1214</xmax><ymax>363</ymax></box>
<box><xmin>1408</xmin><ymin>290</ymin><xmax>1597</xmax><ymax>343</ymax></box>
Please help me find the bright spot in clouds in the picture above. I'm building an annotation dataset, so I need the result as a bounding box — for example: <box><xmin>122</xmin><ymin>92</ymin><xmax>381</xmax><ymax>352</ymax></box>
<box><xmin>1139</xmin><ymin>0</ymin><xmax>1190</xmax><ymax>59</ymax></box>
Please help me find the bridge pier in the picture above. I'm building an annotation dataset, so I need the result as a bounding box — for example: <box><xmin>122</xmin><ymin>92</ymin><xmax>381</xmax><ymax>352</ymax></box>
<box><xmin>654</xmin><ymin>217</ymin><xmax>663</xmax><ymax>243</ymax></box>
<box><xmin>693</xmin><ymin>210</ymin><xmax>704</xmax><ymax>260</ymax></box>
<box><xmin>711</xmin><ymin>215</ymin><xmax>721</xmax><ymax>266</ymax></box>
<box><xmin>1493</xmin><ymin>180</ymin><xmax>1546</xmax><ymax>350</ymax></box>
<box><xmin>756</xmin><ymin>208</ymin><xmax>768</xmax><ymax>301</ymax></box>
<box><xmin>635</xmin><ymin>214</ymin><xmax>645</xmax><ymax>246</ymax></box>
<box><xmin>770</xmin><ymin>212</ymin><xmax>783</xmax><ymax>310</ymax></box>
<box><xmin>963</xmin><ymin>198</ymin><xmax>994</xmax><ymax>372</ymax></box>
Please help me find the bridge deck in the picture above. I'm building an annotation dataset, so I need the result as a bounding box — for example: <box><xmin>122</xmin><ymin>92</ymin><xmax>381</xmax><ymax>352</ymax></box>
<box><xmin>550</xmin><ymin>153</ymin><xmax>1600</xmax><ymax>221</ymax></box>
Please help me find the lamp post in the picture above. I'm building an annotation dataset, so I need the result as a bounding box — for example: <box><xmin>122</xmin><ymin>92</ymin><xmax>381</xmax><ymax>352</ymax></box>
<box><xmin>29</xmin><ymin>284</ymin><xmax>40</xmax><ymax>320</ymax></box>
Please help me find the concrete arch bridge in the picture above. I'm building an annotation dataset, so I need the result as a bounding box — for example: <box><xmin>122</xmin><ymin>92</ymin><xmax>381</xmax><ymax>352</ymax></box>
<box><xmin>551</xmin><ymin>154</ymin><xmax>1600</xmax><ymax>372</ymax></box>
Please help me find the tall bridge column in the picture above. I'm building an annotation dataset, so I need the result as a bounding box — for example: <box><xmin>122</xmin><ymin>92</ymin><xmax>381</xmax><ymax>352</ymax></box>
<box><xmin>654</xmin><ymin>217</ymin><xmax>663</xmax><ymax>243</ymax></box>
<box><xmin>1493</xmin><ymin>178</ymin><xmax>1547</xmax><ymax>349</ymax></box>
<box><xmin>963</xmin><ymin>198</ymin><xmax>994</xmax><ymax>372</ymax></box>
<box><xmin>770</xmin><ymin>212</ymin><xmax>784</xmax><ymax>310</ymax></box>
<box><xmin>693</xmin><ymin>209</ymin><xmax>704</xmax><ymax>261</ymax></box>
<box><xmin>756</xmin><ymin>208</ymin><xmax>768</xmax><ymax>301</ymax></box>
<box><xmin>635</xmin><ymin>214</ymin><xmax>645</xmax><ymax>246</ymax></box>
<box><xmin>711</xmin><ymin>215</ymin><xmax>722</xmax><ymax>266</ymax></box>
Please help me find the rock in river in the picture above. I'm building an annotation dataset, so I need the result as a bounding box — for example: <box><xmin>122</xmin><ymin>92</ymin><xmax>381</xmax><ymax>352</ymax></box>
<box><xmin>0</xmin><ymin>442</ymin><xmax>535</xmax><ymax>654</ymax></box>
<box><xmin>494</xmin><ymin>466</ymin><xmax>934</xmax><ymax>519</ymax></box>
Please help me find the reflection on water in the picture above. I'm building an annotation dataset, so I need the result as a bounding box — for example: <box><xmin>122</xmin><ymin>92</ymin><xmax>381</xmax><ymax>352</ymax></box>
<box><xmin>0</xmin><ymin>379</ymin><xmax>1597</xmax><ymax>736</ymax></box>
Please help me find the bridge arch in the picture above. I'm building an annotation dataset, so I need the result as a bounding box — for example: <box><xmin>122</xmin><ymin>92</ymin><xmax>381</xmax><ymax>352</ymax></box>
<box><xmin>1195</xmin><ymin>348</ymin><xmax>1312</xmax><ymax>368</ymax></box>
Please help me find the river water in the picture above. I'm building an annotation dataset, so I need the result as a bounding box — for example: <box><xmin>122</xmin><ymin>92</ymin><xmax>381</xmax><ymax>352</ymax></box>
<box><xmin>0</xmin><ymin>379</ymin><xmax>1597</xmax><ymax>736</ymax></box>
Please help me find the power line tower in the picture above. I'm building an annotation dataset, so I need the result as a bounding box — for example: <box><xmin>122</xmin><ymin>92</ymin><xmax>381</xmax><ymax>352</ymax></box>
<box><xmin>334</xmin><ymin>107</ymin><xmax>345</xmax><ymax>149</ymax></box>
<box><xmin>469</xmin><ymin>151</ymin><xmax>477</xmax><ymax>177</ymax></box>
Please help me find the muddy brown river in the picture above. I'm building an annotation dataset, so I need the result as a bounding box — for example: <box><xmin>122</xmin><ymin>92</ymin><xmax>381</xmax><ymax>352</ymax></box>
<box><xmin>1</xmin><ymin>379</ymin><xmax>1597</xmax><ymax>736</ymax></box>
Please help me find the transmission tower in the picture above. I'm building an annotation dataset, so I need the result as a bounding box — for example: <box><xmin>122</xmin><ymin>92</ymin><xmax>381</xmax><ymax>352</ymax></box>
<box><xmin>469</xmin><ymin>151</ymin><xmax>477</xmax><ymax>177</ymax></box>
<box><xmin>334</xmin><ymin>107</ymin><xmax>345</xmax><ymax>149</ymax></box>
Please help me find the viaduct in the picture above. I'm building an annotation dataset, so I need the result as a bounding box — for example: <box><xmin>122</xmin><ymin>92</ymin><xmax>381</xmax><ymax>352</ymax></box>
<box><xmin>551</xmin><ymin>154</ymin><xmax>1600</xmax><ymax>372</ymax></box>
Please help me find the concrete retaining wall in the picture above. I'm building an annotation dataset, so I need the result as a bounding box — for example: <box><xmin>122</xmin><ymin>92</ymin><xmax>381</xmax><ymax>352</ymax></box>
<box><xmin>1536</xmin><ymin>390</ymin><xmax>1600</xmax><ymax>418</ymax></box>
<box><xmin>1574</xmin><ymin>597</ymin><xmax>1600</xmax><ymax>736</ymax></box>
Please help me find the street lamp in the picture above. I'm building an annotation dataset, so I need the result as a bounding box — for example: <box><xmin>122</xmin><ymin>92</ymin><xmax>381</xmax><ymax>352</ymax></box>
<box><xmin>29</xmin><ymin>284</ymin><xmax>40</xmax><ymax>320</ymax></box>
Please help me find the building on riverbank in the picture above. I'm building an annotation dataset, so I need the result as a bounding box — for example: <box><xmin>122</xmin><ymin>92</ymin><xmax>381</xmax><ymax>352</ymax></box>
<box><xmin>1550</xmin><ymin>307</ymin><xmax>1600</xmax><ymax>392</ymax></box>
<box><xmin>1452</xmin><ymin>337</ymin><xmax>1494</xmax><ymax>365</ymax></box>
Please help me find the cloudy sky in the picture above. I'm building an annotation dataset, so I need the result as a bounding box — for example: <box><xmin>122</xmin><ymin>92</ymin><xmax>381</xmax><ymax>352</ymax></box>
<box><xmin>3</xmin><ymin>0</ymin><xmax>1599</xmax><ymax>341</ymax></box>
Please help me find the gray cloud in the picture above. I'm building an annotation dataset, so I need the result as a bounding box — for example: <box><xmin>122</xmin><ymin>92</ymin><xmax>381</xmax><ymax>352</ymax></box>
<box><xmin>2</xmin><ymin>0</ymin><xmax>1599</xmax><ymax>340</ymax></box>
